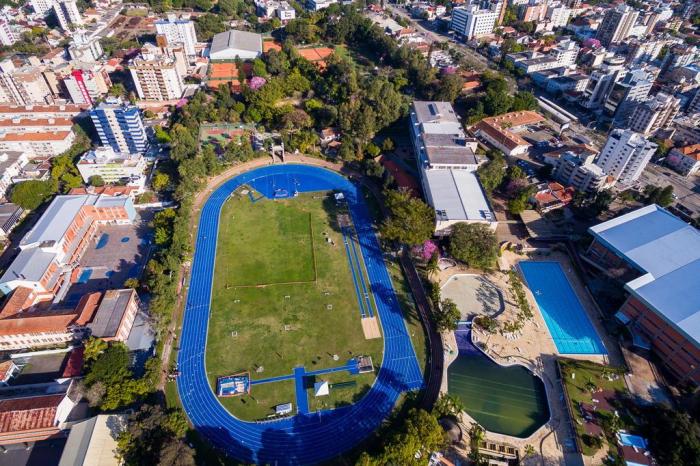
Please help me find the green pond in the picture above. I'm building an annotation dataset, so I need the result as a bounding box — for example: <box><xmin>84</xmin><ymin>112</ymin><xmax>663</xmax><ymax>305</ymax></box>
<box><xmin>448</xmin><ymin>355</ymin><xmax>549</xmax><ymax>438</ymax></box>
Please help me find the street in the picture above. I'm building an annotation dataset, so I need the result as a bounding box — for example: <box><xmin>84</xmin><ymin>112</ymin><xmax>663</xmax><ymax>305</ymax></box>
<box><xmin>639</xmin><ymin>163</ymin><xmax>700</xmax><ymax>219</ymax></box>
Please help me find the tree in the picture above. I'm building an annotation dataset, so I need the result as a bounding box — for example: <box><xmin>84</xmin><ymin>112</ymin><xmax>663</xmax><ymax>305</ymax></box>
<box><xmin>511</xmin><ymin>91</ymin><xmax>538</xmax><ymax>111</ymax></box>
<box><xmin>84</xmin><ymin>336</ymin><xmax>108</xmax><ymax>363</ymax></box>
<box><xmin>123</xmin><ymin>278</ymin><xmax>140</xmax><ymax>289</ymax></box>
<box><xmin>435</xmin><ymin>299</ymin><xmax>460</xmax><ymax>331</ymax></box>
<box><xmin>507</xmin><ymin>186</ymin><xmax>534</xmax><ymax>215</ymax></box>
<box><xmin>158</xmin><ymin>438</ymin><xmax>196</xmax><ymax>466</ymax></box>
<box><xmin>89</xmin><ymin>175</ymin><xmax>105</xmax><ymax>187</ymax></box>
<box><xmin>476</xmin><ymin>152</ymin><xmax>506</xmax><ymax>195</ymax></box>
<box><xmin>433</xmin><ymin>73</ymin><xmax>464</xmax><ymax>102</ymax></box>
<box><xmin>84</xmin><ymin>343</ymin><xmax>147</xmax><ymax>411</ymax></box>
<box><xmin>10</xmin><ymin>180</ymin><xmax>56</xmax><ymax>210</ymax></box>
<box><xmin>109</xmin><ymin>83</ymin><xmax>126</xmax><ymax>97</ymax></box>
<box><xmin>152</xmin><ymin>172</ymin><xmax>171</xmax><ymax>192</ymax></box>
<box><xmin>644</xmin><ymin>184</ymin><xmax>674</xmax><ymax>207</ymax></box>
<box><xmin>380</xmin><ymin>188</ymin><xmax>435</xmax><ymax>246</ymax></box>
<box><xmin>381</xmin><ymin>138</ymin><xmax>395</xmax><ymax>152</ymax></box>
<box><xmin>638</xmin><ymin>403</ymin><xmax>700</xmax><ymax>466</ymax></box>
<box><xmin>448</xmin><ymin>223</ymin><xmax>499</xmax><ymax>270</ymax></box>
<box><xmin>432</xmin><ymin>393</ymin><xmax>464</xmax><ymax>419</ymax></box>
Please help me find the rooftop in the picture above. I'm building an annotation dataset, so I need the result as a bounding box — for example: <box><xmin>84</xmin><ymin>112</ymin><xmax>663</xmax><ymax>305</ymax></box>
<box><xmin>0</xmin><ymin>131</ymin><xmax>72</xmax><ymax>142</ymax></box>
<box><xmin>58</xmin><ymin>415</ymin><xmax>126</xmax><ymax>466</ymax></box>
<box><xmin>211</xmin><ymin>29</ymin><xmax>262</xmax><ymax>56</ymax></box>
<box><xmin>87</xmin><ymin>289</ymin><xmax>136</xmax><ymax>339</ymax></box>
<box><xmin>424</xmin><ymin>169</ymin><xmax>494</xmax><ymax>224</ymax></box>
<box><xmin>413</xmin><ymin>101</ymin><xmax>461</xmax><ymax>126</ymax></box>
<box><xmin>589</xmin><ymin>205</ymin><xmax>700</xmax><ymax>345</ymax></box>
<box><xmin>0</xmin><ymin>393</ymin><xmax>63</xmax><ymax>434</ymax></box>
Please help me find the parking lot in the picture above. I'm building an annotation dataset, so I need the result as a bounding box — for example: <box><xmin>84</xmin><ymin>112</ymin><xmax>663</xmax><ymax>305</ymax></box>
<box><xmin>65</xmin><ymin>213</ymin><xmax>152</xmax><ymax>303</ymax></box>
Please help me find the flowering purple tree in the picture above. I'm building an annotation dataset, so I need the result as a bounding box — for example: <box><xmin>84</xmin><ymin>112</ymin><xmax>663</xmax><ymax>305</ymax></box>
<box><xmin>249</xmin><ymin>76</ymin><xmax>267</xmax><ymax>90</ymax></box>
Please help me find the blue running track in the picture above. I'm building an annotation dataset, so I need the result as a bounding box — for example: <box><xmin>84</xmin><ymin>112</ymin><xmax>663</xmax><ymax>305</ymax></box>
<box><xmin>177</xmin><ymin>164</ymin><xmax>423</xmax><ymax>464</ymax></box>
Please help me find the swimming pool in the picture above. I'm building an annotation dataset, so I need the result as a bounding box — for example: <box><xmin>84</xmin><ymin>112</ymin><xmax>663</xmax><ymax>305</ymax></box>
<box><xmin>520</xmin><ymin>261</ymin><xmax>606</xmax><ymax>355</ymax></box>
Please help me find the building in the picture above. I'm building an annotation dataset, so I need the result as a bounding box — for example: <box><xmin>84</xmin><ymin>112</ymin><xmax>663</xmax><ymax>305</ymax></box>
<box><xmin>545</xmin><ymin>3</ymin><xmax>571</xmax><ymax>28</ymax></box>
<box><xmin>595</xmin><ymin>129</ymin><xmax>656</xmax><ymax>185</ymax></box>
<box><xmin>0</xmin><ymin>129</ymin><xmax>75</xmax><ymax>158</ymax></box>
<box><xmin>67</xmin><ymin>33</ymin><xmax>103</xmax><ymax>63</ymax></box>
<box><xmin>660</xmin><ymin>44</ymin><xmax>697</xmax><ymax>76</ymax></box>
<box><xmin>626</xmin><ymin>38</ymin><xmax>666</xmax><ymax>65</ymax></box>
<box><xmin>605</xmin><ymin>68</ymin><xmax>654</xmax><ymax>126</ymax></box>
<box><xmin>63</xmin><ymin>68</ymin><xmax>110</xmax><ymax>106</ymax></box>
<box><xmin>0</xmin><ymin>151</ymin><xmax>28</xmax><ymax>199</ymax></box>
<box><xmin>0</xmin><ymin>103</ymin><xmax>83</xmax><ymax>120</ymax></box>
<box><xmin>666</xmin><ymin>144</ymin><xmax>700</xmax><ymax>177</ymax></box>
<box><xmin>596</xmin><ymin>4</ymin><xmax>639</xmax><ymax>47</ymax></box>
<box><xmin>209</xmin><ymin>30</ymin><xmax>262</xmax><ymax>60</ymax></box>
<box><xmin>29</xmin><ymin>0</ymin><xmax>54</xmax><ymax>15</ymax></box>
<box><xmin>0</xmin><ymin>379</ymin><xmax>80</xmax><ymax>444</ymax></box>
<box><xmin>450</xmin><ymin>5</ymin><xmax>497</xmax><ymax>41</ymax></box>
<box><xmin>0</xmin><ymin>20</ymin><xmax>16</xmax><ymax>47</ymax></box>
<box><xmin>585</xmin><ymin>205</ymin><xmax>700</xmax><ymax>386</ymax></box>
<box><xmin>0</xmin><ymin>60</ymin><xmax>53</xmax><ymax>106</ymax></box>
<box><xmin>0</xmin><ymin>203</ymin><xmax>23</xmax><ymax>239</ymax></box>
<box><xmin>255</xmin><ymin>0</ymin><xmax>295</xmax><ymax>21</ymax></box>
<box><xmin>580</xmin><ymin>57</ymin><xmax>627</xmax><ymax>110</ymax></box>
<box><xmin>76</xmin><ymin>146</ymin><xmax>146</xmax><ymax>186</ymax></box>
<box><xmin>628</xmin><ymin>92</ymin><xmax>680</xmax><ymax>136</ymax></box>
<box><xmin>532</xmin><ymin>182</ymin><xmax>574</xmax><ymax>212</ymax></box>
<box><xmin>86</xmin><ymin>289</ymin><xmax>140</xmax><ymax>341</ymax></box>
<box><xmin>53</xmin><ymin>0</ymin><xmax>83</xmax><ymax>31</ymax></box>
<box><xmin>470</xmin><ymin>111</ymin><xmax>545</xmax><ymax>157</ymax></box>
<box><xmin>58</xmin><ymin>414</ymin><xmax>127</xmax><ymax>466</ymax></box>
<box><xmin>409</xmin><ymin>101</ymin><xmax>496</xmax><ymax>235</ymax></box>
<box><xmin>0</xmin><ymin>194</ymin><xmax>136</xmax><ymax>298</ymax></box>
<box><xmin>129</xmin><ymin>52</ymin><xmax>184</xmax><ymax>101</ymax></box>
<box><xmin>90</xmin><ymin>98</ymin><xmax>147</xmax><ymax>154</ymax></box>
<box><xmin>510</xmin><ymin>38</ymin><xmax>579</xmax><ymax>73</ymax></box>
<box><xmin>305</xmin><ymin>0</ymin><xmax>337</xmax><ymax>11</ymax></box>
<box><xmin>155</xmin><ymin>14</ymin><xmax>198</xmax><ymax>57</ymax></box>
<box><xmin>550</xmin><ymin>150</ymin><xmax>610</xmax><ymax>192</ymax></box>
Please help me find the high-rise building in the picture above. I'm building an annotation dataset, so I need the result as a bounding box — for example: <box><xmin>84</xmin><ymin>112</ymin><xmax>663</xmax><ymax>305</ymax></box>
<box><xmin>53</xmin><ymin>0</ymin><xmax>83</xmax><ymax>31</ymax></box>
<box><xmin>581</xmin><ymin>57</ymin><xmax>626</xmax><ymax>109</ymax></box>
<box><xmin>688</xmin><ymin>88</ymin><xmax>700</xmax><ymax>114</ymax></box>
<box><xmin>155</xmin><ymin>14</ymin><xmax>198</xmax><ymax>56</ymax></box>
<box><xmin>596</xmin><ymin>4</ymin><xmax>639</xmax><ymax>47</ymax></box>
<box><xmin>660</xmin><ymin>44</ymin><xmax>698</xmax><ymax>76</ymax></box>
<box><xmin>450</xmin><ymin>5</ymin><xmax>498</xmax><ymax>41</ymax></box>
<box><xmin>68</xmin><ymin>33</ymin><xmax>103</xmax><ymax>62</ymax></box>
<box><xmin>563</xmin><ymin>0</ymin><xmax>580</xmax><ymax>8</ymax></box>
<box><xmin>595</xmin><ymin>129</ymin><xmax>656</xmax><ymax>185</ymax></box>
<box><xmin>628</xmin><ymin>92</ymin><xmax>680</xmax><ymax>136</ymax></box>
<box><xmin>606</xmin><ymin>68</ymin><xmax>654</xmax><ymax>126</ymax></box>
<box><xmin>0</xmin><ymin>20</ymin><xmax>16</xmax><ymax>46</ymax></box>
<box><xmin>0</xmin><ymin>60</ymin><xmax>52</xmax><ymax>106</ymax></box>
<box><xmin>626</xmin><ymin>39</ymin><xmax>666</xmax><ymax>65</ymax></box>
<box><xmin>30</xmin><ymin>0</ymin><xmax>54</xmax><ymax>15</ymax></box>
<box><xmin>129</xmin><ymin>51</ymin><xmax>184</xmax><ymax>101</ymax></box>
<box><xmin>89</xmin><ymin>98</ymin><xmax>147</xmax><ymax>154</ymax></box>
<box><xmin>63</xmin><ymin>69</ymin><xmax>110</xmax><ymax>106</ymax></box>
<box><xmin>545</xmin><ymin>4</ymin><xmax>572</xmax><ymax>28</ymax></box>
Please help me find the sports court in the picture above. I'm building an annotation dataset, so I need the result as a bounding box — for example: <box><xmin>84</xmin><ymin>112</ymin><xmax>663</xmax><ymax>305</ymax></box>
<box><xmin>441</xmin><ymin>274</ymin><xmax>504</xmax><ymax>319</ymax></box>
<box><xmin>519</xmin><ymin>261</ymin><xmax>606</xmax><ymax>355</ymax></box>
<box><xmin>178</xmin><ymin>164</ymin><xmax>423</xmax><ymax>464</ymax></box>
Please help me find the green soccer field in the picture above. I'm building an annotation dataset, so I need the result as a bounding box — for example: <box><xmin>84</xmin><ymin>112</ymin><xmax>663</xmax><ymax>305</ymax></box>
<box><xmin>206</xmin><ymin>189</ymin><xmax>385</xmax><ymax>420</ymax></box>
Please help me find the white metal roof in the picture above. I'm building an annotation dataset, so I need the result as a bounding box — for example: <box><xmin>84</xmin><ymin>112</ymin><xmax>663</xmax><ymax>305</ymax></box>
<box><xmin>423</xmin><ymin>169</ymin><xmax>494</xmax><ymax>223</ymax></box>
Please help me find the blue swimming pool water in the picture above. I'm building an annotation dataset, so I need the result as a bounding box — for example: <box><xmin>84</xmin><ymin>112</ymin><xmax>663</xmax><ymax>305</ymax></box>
<box><xmin>519</xmin><ymin>261</ymin><xmax>606</xmax><ymax>355</ymax></box>
<box><xmin>618</xmin><ymin>432</ymin><xmax>647</xmax><ymax>449</ymax></box>
<box><xmin>77</xmin><ymin>269</ymin><xmax>92</xmax><ymax>284</ymax></box>
<box><xmin>96</xmin><ymin>233</ymin><xmax>110</xmax><ymax>249</ymax></box>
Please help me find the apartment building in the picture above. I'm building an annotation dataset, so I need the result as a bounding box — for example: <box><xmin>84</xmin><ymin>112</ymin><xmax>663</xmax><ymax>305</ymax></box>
<box><xmin>67</xmin><ymin>33</ymin><xmax>103</xmax><ymax>63</ymax></box>
<box><xmin>409</xmin><ymin>101</ymin><xmax>495</xmax><ymax>235</ymax></box>
<box><xmin>628</xmin><ymin>92</ymin><xmax>680</xmax><ymax>136</ymax></box>
<box><xmin>0</xmin><ymin>60</ymin><xmax>53</xmax><ymax>106</ymax></box>
<box><xmin>53</xmin><ymin>0</ymin><xmax>83</xmax><ymax>31</ymax></box>
<box><xmin>0</xmin><ymin>194</ymin><xmax>136</xmax><ymax>297</ymax></box>
<box><xmin>255</xmin><ymin>0</ymin><xmax>296</xmax><ymax>21</ymax></box>
<box><xmin>76</xmin><ymin>146</ymin><xmax>146</xmax><ymax>186</ymax></box>
<box><xmin>585</xmin><ymin>205</ymin><xmax>700</xmax><ymax>386</ymax></box>
<box><xmin>550</xmin><ymin>151</ymin><xmax>610</xmax><ymax>193</ymax></box>
<box><xmin>89</xmin><ymin>98</ymin><xmax>147</xmax><ymax>154</ymax></box>
<box><xmin>0</xmin><ymin>129</ymin><xmax>75</xmax><ymax>158</ymax></box>
<box><xmin>595</xmin><ymin>129</ymin><xmax>656</xmax><ymax>185</ymax></box>
<box><xmin>545</xmin><ymin>3</ymin><xmax>571</xmax><ymax>28</ymax></box>
<box><xmin>63</xmin><ymin>68</ymin><xmax>110</xmax><ymax>106</ymax></box>
<box><xmin>0</xmin><ymin>151</ymin><xmax>28</xmax><ymax>199</ymax></box>
<box><xmin>155</xmin><ymin>14</ymin><xmax>198</xmax><ymax>57</ymax></box>
<box><xmin>129</xmin><ymin>52</ymin><xmax>184</xmax><ymax>101</ymax></box>
<box><xmin>0</xmin><ymin>117</ymin><xmax>73</xmax><ymax>136</ymax></box>
<box><xmin>0</xmin><ymin>20</ymin><xmax>16</xmax><ymax>46</ymax></box>
<box><xmin>581</xmin><ymin>57</ymin><xmax>627</xmax><ymax>110</ymax></box>
<box><xmin>596</xmin><ymin>4</ymin><xmax>639</xmax><ymax>47</ymax></box>
<box><xmin>626</xmin><ymin>39</ymin><xmax>666</xmax><ymax>66</ymax></box>
<box><xmin>305</xmin><ymin>0</ymin><xmax>336</xmax><ymax>11</ymax></box>
<box><xmin>666</xmin><ymin>144</ymin><xmax>700</xmax><ymax>177</ymax></box>
<box><xmin>606</xmin><ymin>68</ymin><xmax>654</xmax><ymax>126</ymax></box>
<box><xmin>29</xmin><ymin>0</ymin><xmax>54</xmax><ymax>15</ymax></box>
<box><xmin>0</xmin><ymin>103</ymin><xmax>83</xmax><ymax>120</ymax></box>
<box><xmin>511</xmin><ymin>38</ymin><xmax>579</xmax><ymax>73</ymax></box>
<box><xmin>450</xmin><ymin>5</ymin><xmax>498</xmax><ymax>41</ymax></box>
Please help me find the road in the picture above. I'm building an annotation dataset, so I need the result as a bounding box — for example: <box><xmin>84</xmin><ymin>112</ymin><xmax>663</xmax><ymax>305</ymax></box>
<box><xmin>86</xmin><ymin>5</ymin><xmax>123</xmax><ymax>40</ymax></box>
<box><xmin>639</xmin><ymin>163</ymin><xmax>700</xmax><ymax>218</ymax></box>
<box><xmin>383</xmin><ymin>3</ymin><xmax>490</xmax><ymax>72</ymax></box>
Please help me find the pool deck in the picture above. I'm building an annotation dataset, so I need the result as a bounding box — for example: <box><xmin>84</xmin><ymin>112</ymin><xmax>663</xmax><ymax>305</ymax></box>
<box><xmin>438</xmin><ymin>250</ymin><xmax>624</xmax><ymax>465</ymax></box>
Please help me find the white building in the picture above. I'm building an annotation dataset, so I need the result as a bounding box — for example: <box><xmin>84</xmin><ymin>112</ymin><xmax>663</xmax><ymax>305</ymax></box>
<box><xmin>209</xmin><ymin>30</ymin><xmax>262</xmax><ymax>60</ymax></box>
<box><xmin>545</xmin><ymin>4</ymin><xmax>571</xmax><ymax>28</ymax></box>
<box><xmin>626</xmin><ymin>39</ymin><xmax>666</xmax><ymax>65</ymax></box>
<box><xmin>53</xmin><ymin>0</ymin><xmax>83</xmax><ymax>31</ymax></box>
<box><xmin>550</xmin><ymin>151</ymin><xmax>610</xmax><ymax>193</ymax></box>
<box><xmin>0</xmin><ymin>151</ymin><xmax>28</xmax><ymax>199</ymax></box>
<box><xmin>255</xmin><ymin>0</ymin><xmax>296</xmax><ymax>21</ymax></box>
<box><xmin>29</xmin><ymin>0</ymin><xmax>54</xmax><ymax>15</ymax></box>
<box><xmin>511</xmin><ymin>38</ymin><xmax>579</xmax><ymax>73</ymax></box>
<box><xmin>0</xmin><ymin>20</ymin><xmax>16</xmax><ymax>47</ymax></box>
<box><xmin>0</xmin><ymin>60</ymin><xmax>53</xmax><ymax>106</ymax></box>
<box><xmin>450</xmin><ymin>5</ymin><xmax>497</xmax><ymax>41</ymax></box>
<box><xmin>63</xmin><ymin>68</ymin><xmax>110</xmax><ymax>106</ymax></box>
<box><xmin>410</xmin><ymin>101</ymin><xmax>496</xmax><ymax>235</ymax></box>
<box><xmin>77</xmin><ymin>146</ymin><xmax>147</xmax><ymax>187</ymax></box>
<box><xmin>0</xmin><ymin>117</ymin><xmax>73</xmax><ymax>136</ymax></box>
<box><xmin>68</xmin><ymin>33</ymin><xmax>104</xmax><ymax>63</ymax></box>
<box><xmin>305</xmin><ymin>0</ymin><xmax>336</xmax><ymax>11</ymax></box>
<box><xmin>0</xmin><ymin>128</ymin><xmax>75</xmax><ymax>158</ymax></box>
<box><xmin>129</xmin><ymin>52</ymin><xmax>184</xmax><ymax>101</ymax></box>
<box><xmin>595</xmin><ymin>129</ymin><xmax>656</xmax><ymax>185</ymax></box>
<box><xmin>596</xmin><ymin>4</ymin><xmax>639</xmax><ymax>47</ymax></box>
<box><xmin>155</xmin><ymin>14</ymin><xmax>198</xmax><ymax>57</ymax></box>
<box><xmin>628</xmin><ymin>92</ymin><xmax>680</xmax><ymax>136</ymax></box>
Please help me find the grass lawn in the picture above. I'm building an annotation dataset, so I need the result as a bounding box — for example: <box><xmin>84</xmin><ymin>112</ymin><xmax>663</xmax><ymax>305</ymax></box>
<box><xmin>559</xmin><ymin>359</ymin><xmax>627</xmax><ymax>456</ymax></box>
<box><xmin>206</xmin><ymin>190</ymin><xmax>384</xmax><ymax>420</ymax></box>
<box><xmin>305</xmin><ymin>370</ymin><xmax>375</xmax><ymax>413</ymax></box>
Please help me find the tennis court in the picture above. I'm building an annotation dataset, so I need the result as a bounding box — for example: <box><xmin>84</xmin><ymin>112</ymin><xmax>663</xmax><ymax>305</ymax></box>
<box><xmin>519</xmin><ymin>261</ymin><xmax>607</xmax><ymax>355</ymax></box>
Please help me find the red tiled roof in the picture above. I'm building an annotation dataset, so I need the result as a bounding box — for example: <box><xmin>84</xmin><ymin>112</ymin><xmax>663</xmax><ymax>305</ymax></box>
<box><xmin>0</xmin><ymin>361</ymin><xmax>16</xmax><ymax>382</ymax></box>
<box><xmin>0</xmin><ymin>131</ymin><xmax>72</xmax><ymax>142</ymax></box>
<box><xmin>0</xmin><ymin>394</ymin><xmax>63</xmax><ymax>434</ymax></box>
<box><xmin>61</xmin><ymin>347</ymin><xmax>84</xmax><ymax>378</ymax></box>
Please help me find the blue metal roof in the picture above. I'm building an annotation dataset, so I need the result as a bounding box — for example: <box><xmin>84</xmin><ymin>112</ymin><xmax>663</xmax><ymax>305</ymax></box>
<box><xmin>589</xmin><ymin>205</ymin><xmax>700</xmax><ymax>345</ymax></box>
